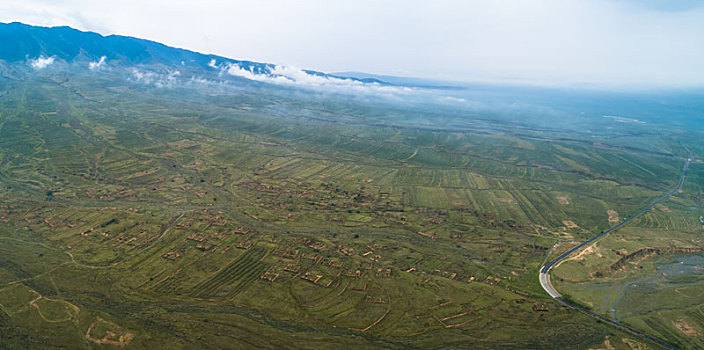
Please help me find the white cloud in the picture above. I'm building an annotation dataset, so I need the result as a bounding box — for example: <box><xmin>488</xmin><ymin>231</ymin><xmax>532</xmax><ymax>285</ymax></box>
<box><xmin>130</xmin><ymin>68</ymin><xmax>182</xmax><ymax>88</ymax></box>
<box><xmin>29</xmin><ymin>55</ymin><xmax>55</xmax><ymax>69</ymax></box>
<box><xmin>603</xmin><ymin>115</ymin><xmax>646</xmax><ymax>124</ymax></box>
<box><xmin>208</xmin><ymin>58</ymin><xmax>218</xmax><ymax>69</ymax></box>
<box><xmin>126</xmin><ymin>63</ymin><xmax>474</xmax><ymax>108</ymax></box>
<box><xmin>89</xmin><ymin>55</ymin><xmax>106</xmax><ymax>70</ymax></box>
<box><xmin>130</xmin><ymin>68</ymin><xmax>159</xmax><ymax>85</ymax></box>
<box><xmin>225</xmin><ymin>63</ymin><xmax>414</xmax><ymax>96</ymax></box>
<box><xmin>442</xmin><ymin>96</ymin><xmax>468</xmax><ymax>103</ymax></box>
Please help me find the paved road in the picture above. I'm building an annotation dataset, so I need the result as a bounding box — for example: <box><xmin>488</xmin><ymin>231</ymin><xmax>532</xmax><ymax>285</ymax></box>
<box><xmin>539</xmin><ymin>157</ymin><xmax>691</xmax><ymax>350</ymax></box>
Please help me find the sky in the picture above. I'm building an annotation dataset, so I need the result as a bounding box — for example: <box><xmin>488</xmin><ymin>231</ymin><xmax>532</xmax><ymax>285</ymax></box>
<box><xmin>1</xmin><ymin>0</ymin><xmax>704</xmax><ymax>88</ymax></box>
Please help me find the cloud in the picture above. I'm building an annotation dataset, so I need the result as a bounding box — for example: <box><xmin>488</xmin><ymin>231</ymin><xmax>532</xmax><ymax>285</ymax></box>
<box><xmin>225</xmin><ymin>63</ymin><xmax>414</xmax><ymax>96</ymax></box>
<box><xmin>123</xmin><ymin>63</ymin><xmax>485</xmax><ymax>112</ymax></box>
<box><xmin>130</xmin><ymin>68</ymin><xmax>155</xmax><ymax>82</ymax></box>
<box><xmin>29</xmin><ymin>55</ymin><xmax>55</xmax><ymax>69</ymax></box>
<box><xmin>89</xmin><ymin>55</ymin><xmax>106</xmax><ymax>70</ymax></box>
<box><xmin>125</xmin><ymin>62</ymin><xmax>460</xmax><ymax>105</ymax></box>
<box><xmin>129</xmin><ymin>68</ymin><xmax>181</xmax><ymax>88</ymax></box>
<box><xmin>208</xmin><ymin>58</ymin><xmax>218</xmax><ymax>69</ymax></box>
<box><xmin>603</xmin><ymin>115</ymin><xmax>646</xmax><ymax>124</ymax></box>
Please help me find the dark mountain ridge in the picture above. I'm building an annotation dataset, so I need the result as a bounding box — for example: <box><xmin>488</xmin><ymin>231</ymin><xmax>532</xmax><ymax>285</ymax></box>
<box><xmin>0</xmin><ymin>22</ymin><xmax>385</xmax><ymax>84</ymax></box>
<box><xmin>0</xmin><ymin>22</ymin><xmax>275</xmax><ymax>74</ymax></box>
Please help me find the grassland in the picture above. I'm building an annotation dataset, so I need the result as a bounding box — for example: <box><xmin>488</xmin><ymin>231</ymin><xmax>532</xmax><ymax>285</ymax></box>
<box><xmin>552</xmin><ymin>164</ymin><xmax>704</xmax><ymax>349</ymax></box>
<box><xmin>0</xmin><ymin>66</ymin><xmax>702</xmax><ymax>348</ymax></box>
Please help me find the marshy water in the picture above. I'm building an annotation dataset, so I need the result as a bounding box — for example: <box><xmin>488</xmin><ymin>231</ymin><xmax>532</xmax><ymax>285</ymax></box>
<box><xmin>612</xmin><ymin>253</ymin><xmax>704</xmax><ymax>321</ymax></box>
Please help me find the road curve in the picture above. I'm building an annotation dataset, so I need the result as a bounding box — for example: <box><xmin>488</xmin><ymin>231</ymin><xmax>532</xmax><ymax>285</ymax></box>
<box><xmin>539</xmin><ymin>157</ymin><xmax>691</xmax><ymax>350</ymax></box>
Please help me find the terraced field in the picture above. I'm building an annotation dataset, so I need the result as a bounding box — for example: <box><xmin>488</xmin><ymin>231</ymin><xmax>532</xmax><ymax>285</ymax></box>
<box><xmin>192</xmin><ymin>246</ymin><xmax>269</xmax><ymax>299</ymax></box>
<box><xmin>0</xmin><ymin>65</ymin><xmax>702</xmax><ymax>349</ymax></box>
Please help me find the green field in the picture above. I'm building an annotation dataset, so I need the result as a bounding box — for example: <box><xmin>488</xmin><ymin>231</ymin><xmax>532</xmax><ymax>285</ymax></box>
<box><xmin>0</xmin><ymin>64</ymin><xmax>702</xmax><ymax>349</ymax></box>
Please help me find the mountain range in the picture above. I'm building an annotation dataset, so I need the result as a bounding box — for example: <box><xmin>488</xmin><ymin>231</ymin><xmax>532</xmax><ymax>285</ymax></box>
<box><xmin>0</xmin><ymin>21</ymin><xmax>385</xmax><ymax>85</ymax></box>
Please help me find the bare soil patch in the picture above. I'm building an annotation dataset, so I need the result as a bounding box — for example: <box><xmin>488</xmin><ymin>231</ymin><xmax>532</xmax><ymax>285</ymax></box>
<box><xmin>86</xmin><ymin>317</ymin><xmax>135</xmax><ymax>346</ymax></box>
<box><xmin>562</xmin><ymin>220</ymin><xmax>580</xmax><ymax>229</ymax></box>
<box><xmin>606</xmin><ymin>209</ymin><xmax>619</xmax><ymax>224</ymax></box>
<box><xmin>658</xmin><ymin>206</ymin><xmax>674</xmax><ymax>213</ymax></box>
<box><xmin>674</xmin><ymin>319</ymin><xmax>702</xmax><ymax>337</ymax></box>
<box><xmin>561</xmin><ymin>243</ymin><xmax>603</xmax><ymax>265</ymax></box>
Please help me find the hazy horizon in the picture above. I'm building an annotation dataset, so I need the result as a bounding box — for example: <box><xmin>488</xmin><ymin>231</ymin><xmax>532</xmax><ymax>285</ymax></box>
<box><xmin>2</xmin><ymin>0</ymin><xmax>704</xmax><ymax>89</ymax></box>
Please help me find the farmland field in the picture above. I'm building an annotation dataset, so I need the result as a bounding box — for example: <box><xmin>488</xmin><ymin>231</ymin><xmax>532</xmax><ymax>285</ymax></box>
<box><xmin>0</xmin><ymin>53</ymin><xmax>703</xmax><ymax>349</ymax></box>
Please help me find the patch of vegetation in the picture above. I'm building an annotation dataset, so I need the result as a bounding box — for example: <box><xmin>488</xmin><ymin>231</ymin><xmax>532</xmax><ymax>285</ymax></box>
<box><xmin>0</xmin><ymin>65</ymin><xmax>700</xmax><ymax>349</ymax></box>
